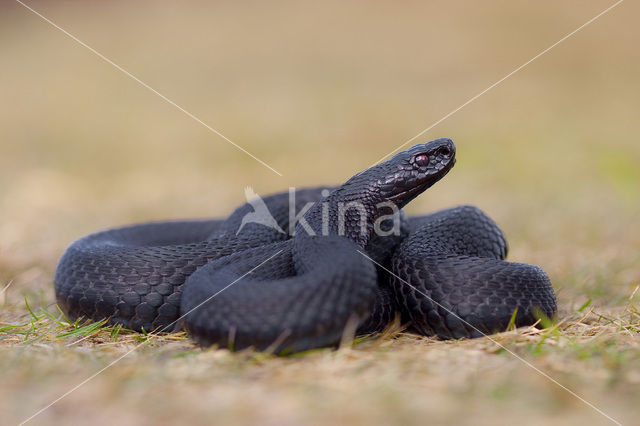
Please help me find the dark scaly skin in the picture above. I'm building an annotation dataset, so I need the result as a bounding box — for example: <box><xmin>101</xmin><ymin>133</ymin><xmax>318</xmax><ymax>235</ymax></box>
<box><xmin>392</xmin><ymin>205</ymin><xmax>556</xmax><ymax>338</ymax></box>
<box><xmin>54</xmin><ymin>138</ymin><xmax>557</xmax><ymax>352</ymax></box>
<box><xmin>54</xmin><ymin>188</ymin><xmax>332</xmax><ymax>333</ymax></box>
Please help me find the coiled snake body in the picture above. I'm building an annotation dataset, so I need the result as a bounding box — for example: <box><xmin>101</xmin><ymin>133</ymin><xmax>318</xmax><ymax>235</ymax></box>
<box><xmin>55</xmin><ymin>139</ymin><xmax>556</xmax><ymax>352</ymax></box>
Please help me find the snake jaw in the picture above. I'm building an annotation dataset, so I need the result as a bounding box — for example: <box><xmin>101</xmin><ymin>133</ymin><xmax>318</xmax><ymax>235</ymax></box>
<box><xmin>386</xmin><ymin>180</ymin><xmax>434</xmax><ymax>203</ymax></box>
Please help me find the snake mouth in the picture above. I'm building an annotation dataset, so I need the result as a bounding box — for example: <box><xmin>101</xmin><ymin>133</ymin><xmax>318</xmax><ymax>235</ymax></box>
<box><xmin>387</xmin><ymin>181</ymin><xmax>432</xmax><ymax>203</ymax></box>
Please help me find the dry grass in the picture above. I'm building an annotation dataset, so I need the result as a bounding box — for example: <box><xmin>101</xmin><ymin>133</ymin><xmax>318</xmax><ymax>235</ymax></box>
<box><xmin>1</xmin><ymin>302</ymin><xmax>639</xmax><ymax>425</ymax></box>
<box><xmin>1</xmin><ymin>1</ymin><xmax>639</xmax><ymax>425</ymax></box>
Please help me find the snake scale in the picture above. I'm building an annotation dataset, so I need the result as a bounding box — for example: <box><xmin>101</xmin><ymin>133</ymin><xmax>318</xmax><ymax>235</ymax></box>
<box><xmin>54</xmin><ymin>138</ymin><xmax>557</xmax><ymax>352</ymax></box>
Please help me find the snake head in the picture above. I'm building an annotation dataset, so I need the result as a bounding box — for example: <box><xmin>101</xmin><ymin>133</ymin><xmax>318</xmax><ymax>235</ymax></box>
<box><xmin>298</xmin><ymin>138</ymin><xmax>456</xmax><ymax>246</ymax></box>
<box><xmin>377</xmin><ymin>138</ymin><xmax>456</xmax><ymax>208</ymax></box>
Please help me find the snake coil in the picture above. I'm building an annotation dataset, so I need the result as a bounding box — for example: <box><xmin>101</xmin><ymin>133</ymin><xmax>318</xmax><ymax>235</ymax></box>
<box><xmin>55</xmin><ymin>139</ymin><xmax>556</xmax><ymax>352</ymax></box>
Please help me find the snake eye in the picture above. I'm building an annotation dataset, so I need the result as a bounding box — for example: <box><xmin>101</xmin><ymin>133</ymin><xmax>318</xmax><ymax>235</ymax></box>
<box><xmin>414</xmin><ymin>153</ymin><xmax>429</xmax><ymax>166</ymax></box>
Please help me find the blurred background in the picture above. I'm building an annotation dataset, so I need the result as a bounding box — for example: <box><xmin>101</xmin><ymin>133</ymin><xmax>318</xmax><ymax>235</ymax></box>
<box><xmin>0</xmin><ymin>1</ymin><xmax>639</xmax><ymax>423</ymax></box>
<box><xmin>1</xmin><ymin>0</ymin><xmax>637</xmax><ymax>304</ymax></box>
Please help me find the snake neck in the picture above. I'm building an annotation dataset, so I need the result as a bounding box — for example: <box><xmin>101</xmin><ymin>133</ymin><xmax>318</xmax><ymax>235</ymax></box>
<box><xmin>295</xmin><ymin>177</ymin><xmax>398</xmax><ymax>249</ymax></box>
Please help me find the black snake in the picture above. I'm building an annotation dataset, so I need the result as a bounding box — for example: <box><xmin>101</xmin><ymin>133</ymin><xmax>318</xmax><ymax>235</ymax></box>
<box><xmin>54</xmin><ymin>138</ymin><xmax>556</xmax><ymax>352</ymax></box>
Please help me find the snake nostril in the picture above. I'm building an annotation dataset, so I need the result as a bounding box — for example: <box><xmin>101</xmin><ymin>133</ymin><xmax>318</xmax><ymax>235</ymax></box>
<box><xmin>437</xmin><ymin>146</ymin><xmax>451</xmax><ymax>157</ymax></box>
